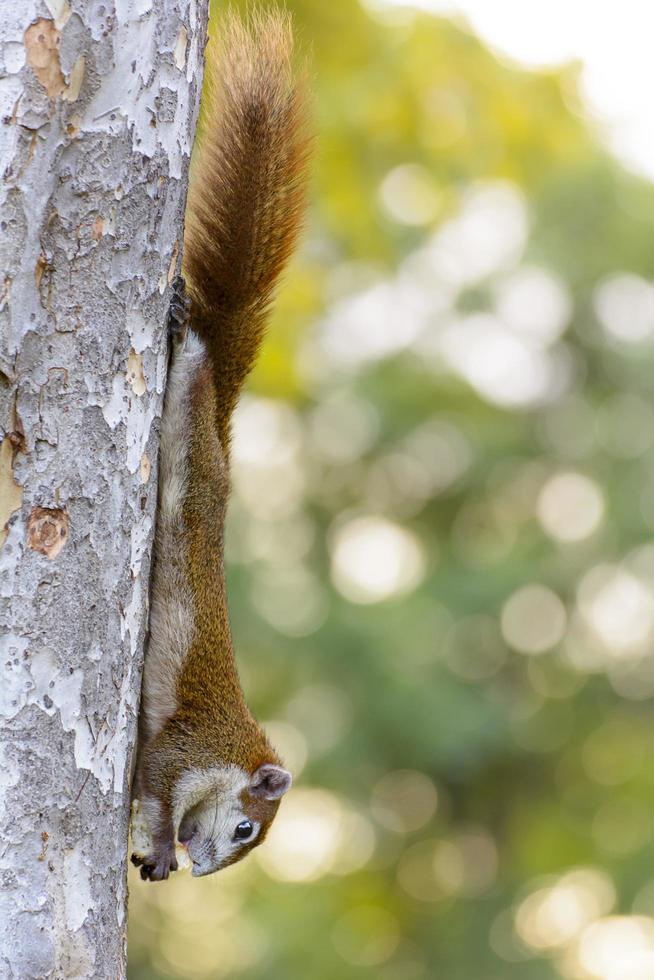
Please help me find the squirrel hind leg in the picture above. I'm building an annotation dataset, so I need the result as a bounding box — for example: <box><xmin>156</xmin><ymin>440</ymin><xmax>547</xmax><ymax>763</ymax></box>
<box><xmin>168</xmin><ymin>275</ymin><xmax>191</xmax><ymax>347</ymax></box>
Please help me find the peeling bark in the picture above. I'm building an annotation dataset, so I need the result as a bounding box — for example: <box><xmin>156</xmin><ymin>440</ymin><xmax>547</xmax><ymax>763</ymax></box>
<box><xmin>0</xmin><ymin>1</ymin><xmax>208</xmax><ymax>976</ymax></box>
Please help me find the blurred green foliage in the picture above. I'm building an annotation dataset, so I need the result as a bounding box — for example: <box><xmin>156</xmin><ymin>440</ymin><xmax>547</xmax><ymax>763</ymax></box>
<box><xmin>128</xmin><ymin>2</ymin><xmax>654</xmax><ymax>978</ymax></box>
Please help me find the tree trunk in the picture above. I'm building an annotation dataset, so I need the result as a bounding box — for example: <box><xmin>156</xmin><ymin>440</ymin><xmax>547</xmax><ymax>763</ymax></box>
<box><xmin>0</xmin><ymin>2</ymin><xmax>207</xmax><ymax>976</ymax></box>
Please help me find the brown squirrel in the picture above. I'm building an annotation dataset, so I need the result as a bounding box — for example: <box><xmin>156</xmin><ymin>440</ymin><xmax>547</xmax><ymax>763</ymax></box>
<box><xmin>131</xmin><ymin>10</ymin><xmax>309</xmax><ymax>881</ymax></box>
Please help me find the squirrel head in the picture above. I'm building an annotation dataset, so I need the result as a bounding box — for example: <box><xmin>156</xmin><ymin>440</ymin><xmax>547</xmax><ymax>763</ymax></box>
<box><xmin>173</xmin><ymin>762</ymin><xmax>292</xmax><ymax>877</ymax></box>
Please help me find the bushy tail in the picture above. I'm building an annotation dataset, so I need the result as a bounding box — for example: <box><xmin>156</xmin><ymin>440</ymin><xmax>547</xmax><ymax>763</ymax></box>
<box><xmin>183</xmin><ymin>10</ymin><xmax>310</xmax><ymax>449</ymax></box>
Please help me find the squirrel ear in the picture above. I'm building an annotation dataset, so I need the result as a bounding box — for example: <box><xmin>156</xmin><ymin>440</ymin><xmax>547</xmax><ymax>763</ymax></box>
<box><xmin>250</xmin><ymin>764</ymin><xmax>292</xmax><ymax>800</ymax></box>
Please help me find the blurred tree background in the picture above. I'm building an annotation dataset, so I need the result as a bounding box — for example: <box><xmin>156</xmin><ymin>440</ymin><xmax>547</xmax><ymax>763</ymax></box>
<box><xmin>128</xmin><ymin>2</ymin><xmax>654</xmax><ymax>978</ymax></box>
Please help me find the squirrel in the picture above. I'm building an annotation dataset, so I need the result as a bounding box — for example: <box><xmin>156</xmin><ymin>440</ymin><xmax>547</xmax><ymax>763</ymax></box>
<box><xmin>130</xmin><ymin>10</ymin><xmax>310</xmax><ymax>881</ymax></box>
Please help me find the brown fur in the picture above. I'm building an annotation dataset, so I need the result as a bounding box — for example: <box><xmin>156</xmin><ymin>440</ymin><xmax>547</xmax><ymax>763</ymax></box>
<box><xmin>184</xmin><ymin>9</ymin><xmax>310</xmax><ymax>452</ymax></box>
<box><xmin>133</xmin><ymin>10</ymin><xmax>309</xmax><ymax>881</ymax></box>
<box><xmin>174</xmin><ymin>367</ymin><xmax>276</xmax><ymax>770</ymax></box>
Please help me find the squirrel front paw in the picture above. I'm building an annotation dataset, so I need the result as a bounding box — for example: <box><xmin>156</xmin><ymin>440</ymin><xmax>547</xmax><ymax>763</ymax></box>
<box><xmin>131</xmin><ymin>845</ymin><xmax>178</xmax><ymax>882</ymax></box>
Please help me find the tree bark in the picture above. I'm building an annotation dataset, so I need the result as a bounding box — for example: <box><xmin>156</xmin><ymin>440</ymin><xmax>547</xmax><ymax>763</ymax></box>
<box><xmin>0</xmin><ymin>1</ymin><xmax>207</xmax><ymax>976</ymax></box>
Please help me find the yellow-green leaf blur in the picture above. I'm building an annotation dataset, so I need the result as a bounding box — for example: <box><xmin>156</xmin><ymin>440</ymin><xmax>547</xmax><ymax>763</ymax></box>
<box><xmin>128</xmin><ymin>3</ymin><xmax>654</xmax><ymax>979</ymax></box>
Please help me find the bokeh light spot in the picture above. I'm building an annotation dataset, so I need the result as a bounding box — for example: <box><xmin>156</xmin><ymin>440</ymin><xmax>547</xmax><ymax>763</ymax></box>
<box><xmin>501</xmin><ymin>584</ymin><xmax>567</xmax><ymax>655</ymax></box>
<box><xmin>494</xmin><ymin>265</ymin><xmax>571</xmax><ymax>346</ymax></box>
<box><xmin>262</xmin><ymin>720</ymin><xmax>309</xmax><ymax>779</ymax></box>
<box><xmin>330</xmin><ymin>516</ymin><xmax>426</xmax><ymax>603</ymax></box>
<box><xmin>515</xmin><ymin>868</ymin><xmax>615</xmax><ymax>951</ymax></box>
<box><xmin>577</xmin><ymin>564</ymin><xmax>654</xmax><ymax>656</ymax></box>
<box><xmin>537</xmin><ymin>471</ymin><xmax>604</xmax><ymax>542</ymax></box>
<box><xmin>429</xmin><ymin>181</ymin><xmax>529</xmax><ymax>287</ymax></box>
<box><xmin>594</xmin><ymin>273</ymin><xmax>654</xmax><ymax>343</ymax></box>
<box><xmin>284</xmin><ymin>684</ymin><xmax>353</xmax><ymax>754</ymax></box>
<box><xmin>576</xmin><ymin>915</ymin><xmax>654</xmax><ymax>980</ymax></box>
<box><xmin>258</xmin><ymin>788</ymin><xmax>355</xmax><ymax>882</ymax></box>
<box><xmin>370</xmin><ymin>769</ymin><xmax>438</xmax><ymax>833</ymax></box>
<box><xmin>379</xmin><ymin>163</ymin><xmax>441</xmax><ymax>226</ymax></box>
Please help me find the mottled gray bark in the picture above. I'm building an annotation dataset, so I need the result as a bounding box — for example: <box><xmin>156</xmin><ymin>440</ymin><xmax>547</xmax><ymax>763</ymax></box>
<box><xmin>0</xmin><ymin>1</ymin><xmax>208</xmax><ymax>976</ymax></box>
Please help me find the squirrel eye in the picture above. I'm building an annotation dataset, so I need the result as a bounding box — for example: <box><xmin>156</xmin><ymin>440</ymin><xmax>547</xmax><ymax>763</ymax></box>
<box><xmin>234</xmin><ymin>819</ymin><xmax>253</xmax><ymax>841</ymax></box>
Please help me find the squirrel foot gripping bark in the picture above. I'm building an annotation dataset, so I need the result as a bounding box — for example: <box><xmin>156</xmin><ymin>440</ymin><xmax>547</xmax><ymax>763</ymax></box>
<box><xmin>167</xmin><ymin>275</ymin><xmax>190</xmax><ymax>346</ymax></box>
<box><xmin>131</xmin><ymin>845</ymin><xmax>178</xmax><ymax>882</ymax></box>
<box><xmin>131</xmin><ymin>10</ymin><xmax>310</xmax><ymax>880</ymax></box>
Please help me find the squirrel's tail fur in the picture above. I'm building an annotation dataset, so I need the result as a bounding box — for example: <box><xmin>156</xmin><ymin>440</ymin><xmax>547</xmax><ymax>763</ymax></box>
<box><xmin>183</xmin><ymin>10</ymin><xmax>310</xmax><ymax>450</ymax></box>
